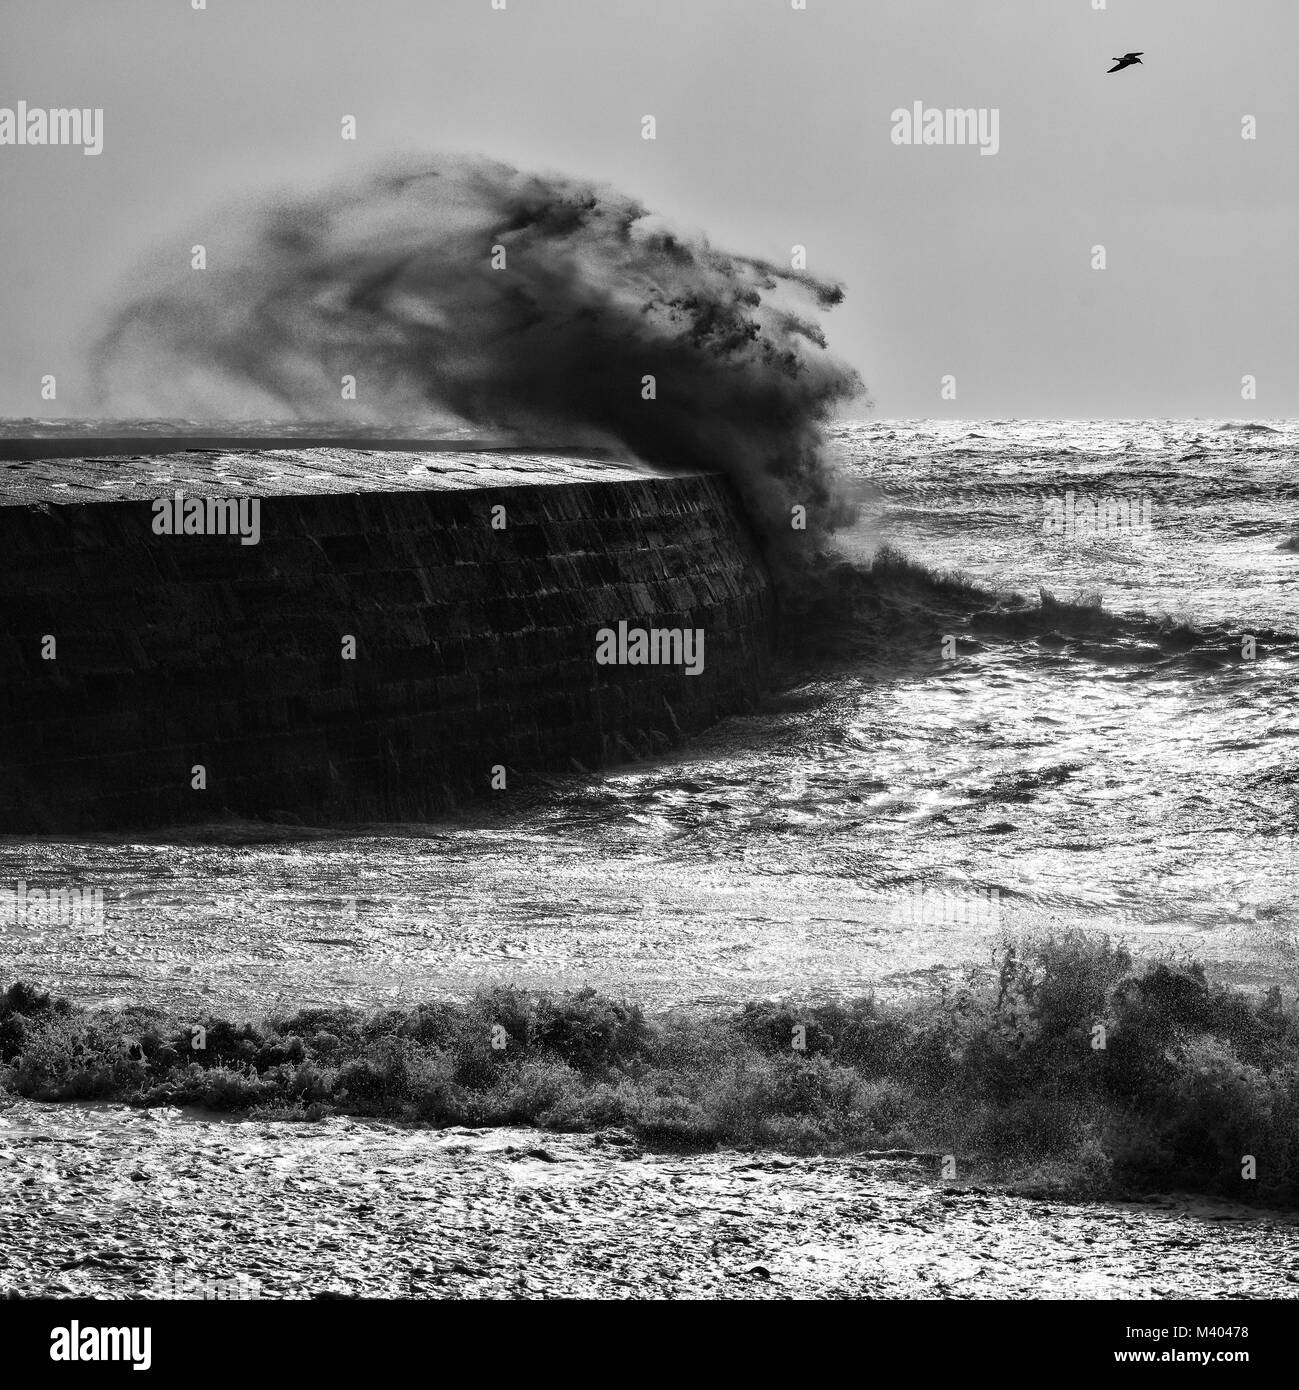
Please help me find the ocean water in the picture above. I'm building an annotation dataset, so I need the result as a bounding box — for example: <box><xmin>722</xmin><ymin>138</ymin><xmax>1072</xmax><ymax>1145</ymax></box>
<box><xmin>1</xmin><ymin>420</ymin><xmax>1296</xmax><ymax>1013</ymax></box>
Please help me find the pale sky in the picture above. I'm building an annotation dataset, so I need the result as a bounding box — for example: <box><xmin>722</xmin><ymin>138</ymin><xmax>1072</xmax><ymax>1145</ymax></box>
<box><xmin>1</xmin><ymin>0</ymin><xmax>1296</xmax><ymax>420</ymax></box>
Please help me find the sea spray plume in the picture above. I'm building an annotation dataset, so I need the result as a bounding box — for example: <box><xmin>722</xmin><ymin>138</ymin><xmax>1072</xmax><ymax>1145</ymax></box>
<box><xmin>94</xmin><ymin>155</ymin><xmax>865</xmax><ymax>542</ymax></box>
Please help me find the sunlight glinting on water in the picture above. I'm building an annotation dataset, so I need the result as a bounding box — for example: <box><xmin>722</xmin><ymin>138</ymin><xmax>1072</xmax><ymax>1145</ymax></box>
<box><xmin>1</xmin><ymin>420</ymin><xmax>1295</xmax><ymax>1010</ymax></box>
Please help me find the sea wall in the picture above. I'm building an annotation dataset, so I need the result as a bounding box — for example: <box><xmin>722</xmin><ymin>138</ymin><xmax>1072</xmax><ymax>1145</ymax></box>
<box><xmin>0</xmin><ymin>449</ymin><xmax>776</xmax><ymax>832</ymax></box>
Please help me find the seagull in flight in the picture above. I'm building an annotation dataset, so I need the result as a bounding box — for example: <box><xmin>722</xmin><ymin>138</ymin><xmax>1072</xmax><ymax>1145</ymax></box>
<box><xmin>1108</xmin><ymin>52</ymin><xmax>1144</xmax><ymax>73</ymax></box>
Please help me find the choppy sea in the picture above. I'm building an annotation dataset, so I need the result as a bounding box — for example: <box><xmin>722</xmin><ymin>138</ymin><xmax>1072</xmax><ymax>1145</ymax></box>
<box><xmin>1</xmin><ymin>419</ymin><xmax>1296</xmax><ymax>1013</ymax></box>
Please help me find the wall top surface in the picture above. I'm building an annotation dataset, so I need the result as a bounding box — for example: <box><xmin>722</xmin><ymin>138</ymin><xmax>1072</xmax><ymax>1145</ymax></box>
<box><xmin>0</xmin><ymin>449</ymin><xmax>703</xmax><ymax>509</ymax></box>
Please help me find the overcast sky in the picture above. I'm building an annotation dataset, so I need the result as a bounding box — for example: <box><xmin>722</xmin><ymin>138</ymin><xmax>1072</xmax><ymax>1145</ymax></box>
<box><xmin>1</xmin><ymin>0</ymin><xmax>1296</xmax><ymax>420</ymax></box>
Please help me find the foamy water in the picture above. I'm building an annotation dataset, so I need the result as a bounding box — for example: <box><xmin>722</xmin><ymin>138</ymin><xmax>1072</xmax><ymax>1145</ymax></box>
<box><xmin>1</xmin><ymin>420</ymin><xmax>1296</xmax><ymax>1014</ymax></box>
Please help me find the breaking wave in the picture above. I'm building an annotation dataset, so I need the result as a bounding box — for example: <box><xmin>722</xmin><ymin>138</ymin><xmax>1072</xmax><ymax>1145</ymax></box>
<box><xmin>93</xmin><ymin>154</ymin><xmax>865</xmax><ymax>546</ymax></box>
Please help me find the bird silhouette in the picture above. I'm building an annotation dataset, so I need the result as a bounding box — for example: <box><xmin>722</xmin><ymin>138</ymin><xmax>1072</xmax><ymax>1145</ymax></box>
<box><xmin>1108</xmin><ymin>52</ymin><xmax>1144</xmax><ymax>73</ymax></box>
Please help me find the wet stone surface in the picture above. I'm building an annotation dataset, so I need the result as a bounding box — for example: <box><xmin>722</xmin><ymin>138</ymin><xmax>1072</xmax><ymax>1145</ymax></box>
<box><xmin>1</xmin><ymin>1100</ymin><xmax>1295</xmax><ymax>1301</ymax></box>
<box><xmin>0</xmin><ymin>447</ymin><xmax>663</xmax><ymax>506</ymax></box>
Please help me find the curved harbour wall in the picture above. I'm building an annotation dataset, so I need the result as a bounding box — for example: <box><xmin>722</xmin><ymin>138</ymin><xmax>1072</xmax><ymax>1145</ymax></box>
<box><xmin>0</xmin><ymin>449</ymin><xmax>776</xmax><ymax>832</ymax></box>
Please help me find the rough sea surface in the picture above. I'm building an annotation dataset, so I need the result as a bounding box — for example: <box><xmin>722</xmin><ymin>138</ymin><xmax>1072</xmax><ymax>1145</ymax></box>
<box><xmin>1</xmin><ymin>419</ymin><xmax>1296</xmax><ymax>1015</ymax></box>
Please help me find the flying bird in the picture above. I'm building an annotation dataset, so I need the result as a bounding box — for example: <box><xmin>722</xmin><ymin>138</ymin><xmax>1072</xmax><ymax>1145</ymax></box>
<box><xmin>1108</xmin><ymin>52</ymin><xmax>1144</xmax><ymax>73</ymax></box>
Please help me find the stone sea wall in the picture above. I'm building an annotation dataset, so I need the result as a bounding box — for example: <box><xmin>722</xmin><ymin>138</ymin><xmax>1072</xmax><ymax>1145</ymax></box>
<box><xmin>0</xmin><ymin>450</ymin><xmax>776</xmax><ymax>831</ymax></box>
